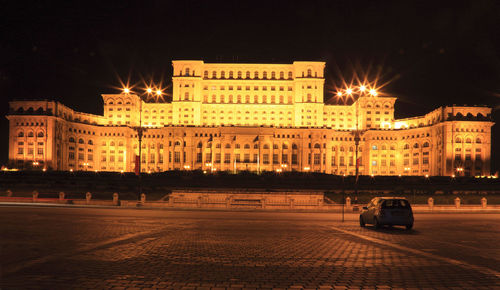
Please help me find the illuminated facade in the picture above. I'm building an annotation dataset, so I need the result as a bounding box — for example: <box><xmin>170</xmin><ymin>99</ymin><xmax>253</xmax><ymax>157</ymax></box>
<box><xmin>6</xmin><ymin>60</ymin><xmax>494</xmax><ymax>176</ymax></box>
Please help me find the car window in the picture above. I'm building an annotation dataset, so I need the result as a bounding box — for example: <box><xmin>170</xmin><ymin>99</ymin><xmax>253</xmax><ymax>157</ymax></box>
<box><xmin>381</xmin><ymin>199</ymin><xmax>410</xmax><ymax>209</ymax></box>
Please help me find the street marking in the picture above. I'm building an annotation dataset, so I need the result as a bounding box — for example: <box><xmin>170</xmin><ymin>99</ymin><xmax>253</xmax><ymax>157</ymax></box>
<box><xmin>4</xmin><ymin>228</ymin><xmax>162</xmax><ymax>275</ymax></box>
<box><xmin>329</xmin><ymin>225</ymin><xmax>500</xmax><ymax>279</ymax></box>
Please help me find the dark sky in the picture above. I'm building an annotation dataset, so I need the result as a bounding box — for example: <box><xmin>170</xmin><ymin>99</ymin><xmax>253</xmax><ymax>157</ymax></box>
<box><xmin>1</xmin><ymin>0</ymin><xmax>499</xmax><ymax>171</ymax></box>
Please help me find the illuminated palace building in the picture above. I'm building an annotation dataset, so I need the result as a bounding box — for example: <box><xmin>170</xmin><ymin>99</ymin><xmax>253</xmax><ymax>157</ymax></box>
<box><xmin>7</xmin><ymin>61</ymin><xmax>494</xmax><ymax>176</ymax></box>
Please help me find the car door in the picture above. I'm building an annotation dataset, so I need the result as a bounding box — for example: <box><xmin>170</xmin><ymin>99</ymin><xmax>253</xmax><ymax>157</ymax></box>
<box><xmin>364</xmin><ymin>198</ymin><xmax>377</xmax><ymax>224</ymax></box>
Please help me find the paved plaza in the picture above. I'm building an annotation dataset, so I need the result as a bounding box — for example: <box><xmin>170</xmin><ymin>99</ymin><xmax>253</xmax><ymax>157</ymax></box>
<box><xmin>1</xmin><ymin>206</ymin><xmax>499</xmax><ymax>289</ymax></box>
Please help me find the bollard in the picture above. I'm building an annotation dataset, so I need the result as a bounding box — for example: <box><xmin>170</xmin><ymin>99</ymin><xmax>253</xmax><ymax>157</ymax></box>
<box><xmin>428</xmin><ymin>197</ymin><xmax>434</xmax><ymax>209</ymax></box>
<box><xmin>32</xmin><ymin>190</ymin><xmax>38</xmax><ymax>202</ymax></box>
<box><xmin>6</xmin><ymin>189</ymin><xmax>12</xmax><ymax>197</ymax></box>
<box><xmin>59</xmin><ymin>192</ymin><xmax>65</xmax><ymax>201</ymax></box>
<box><xmin>113</xmin><ymin>193</ymin><xmax>119</xmax><ymax>206</ymax></box>
<box><xmin>481</xmin><ymin>197</ymin><xmax>487</xmax><ymax>208</ymax></box>
<box><xmin>140</xmin><ymin>193</ymin><xmax>146</xmax><ymax>204</ymax></box>
<box><xmin>345</xmin><ymin>197</ymin><xmax>351</xmax><ymax>207</ymax></box>
<box><xmin>454</xmin><ymin>197</ymin><xmax>461</xmax><ymax>209</ymax></box>
<box><xmin>86</xmin><ymin>192</ymin><xmax>92</xmax><ymax>204</ymax></box>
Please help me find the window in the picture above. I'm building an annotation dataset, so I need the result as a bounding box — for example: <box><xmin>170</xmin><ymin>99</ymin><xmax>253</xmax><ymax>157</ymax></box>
<box><xmin>314</xmin><ymin>153</ymin><xmax>321</xmax><ymax>165</ymax></box>
<box><xmin>273</xmin><ymin>154</ymin><xmax>279</xmax><ymax>164</ymax></box>
<box><xmin>185</xmin><ymin>68</ymin><xmax>190</xmax><ymax>76</ymax></box>
<box><xmin>37</xmin><ymin>132</ymin><xmax>44</xmax><ymax>137</ymax></box>
<box><xmin>224</xmin><ymin>153</ymin><xmax>231</xmax><ymax>163</ymax></box>
<box><xmin>372</xmin><ymin>145</ymin><xmax>378</xmax><ymax>150</ymax></box>
<box><xmin>263</xmin><ymin>154</ymin><xmax>269</xmax><ymax>164</ymax></box>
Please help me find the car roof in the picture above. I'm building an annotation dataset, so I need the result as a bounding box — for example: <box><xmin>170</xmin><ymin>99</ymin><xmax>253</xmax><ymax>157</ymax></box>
<box><xmin>375</xmin><ymin>197</ymin><xmax>408</xmax><ymax>200</ymax></box>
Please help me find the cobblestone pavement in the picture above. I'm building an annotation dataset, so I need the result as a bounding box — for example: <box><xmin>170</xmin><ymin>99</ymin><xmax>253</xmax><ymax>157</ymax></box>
<box><xmin>1</xmin><ymin>206</ymin><xmax>499</xmax><ymax>289</ymax></box>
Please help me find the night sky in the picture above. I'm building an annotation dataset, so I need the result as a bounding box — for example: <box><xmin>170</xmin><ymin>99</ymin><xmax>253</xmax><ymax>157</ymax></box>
<box><xmin>1</xmin><ymin>0</ymin><xmax>499</xmax><ymax>171</ymax></box>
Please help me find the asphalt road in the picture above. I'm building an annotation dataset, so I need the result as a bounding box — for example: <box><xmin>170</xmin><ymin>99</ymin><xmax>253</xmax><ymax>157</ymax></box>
<box><xmin>1</xmin><ymin>206</ymin><xmax>499</xmax><ymax>289</ymax></box>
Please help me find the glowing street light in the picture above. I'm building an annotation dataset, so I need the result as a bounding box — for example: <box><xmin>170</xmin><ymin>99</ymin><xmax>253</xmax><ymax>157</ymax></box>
<box><xmin>359</xmin><ymin>85</ymin><xmax>366</xmax><ymax>92</ymax></box>
<box><xmin>369</xmin><ymin>89</ymin><xmax>378</xmax><ymax>96</ymax></box>
<box><xmin>156</xmin><ymin>89</ymin><xmax>162</xmax><ymax>96</ymax></box>
<box><xmin>345</xmin><ymin>88</ymin><xmax>353</xmax><ymax>95</ymax></box>
<box><xmin>123</xmin><ymin>87</ymin><xmax>130</xmax><ymax>94</ymax></box>
<box><xmin>336</xmin><ymin>91</ymin><xmax>342</xmax><ymax>97</ymax></box>
<box><xmin>146</xmin><ymin>87</ymin><xmax>153</xmax><ymax>94</ymax></box>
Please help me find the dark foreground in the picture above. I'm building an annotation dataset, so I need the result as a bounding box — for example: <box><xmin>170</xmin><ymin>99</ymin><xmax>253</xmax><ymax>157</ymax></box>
<box><xmin>1</xmin><ymin>207</ymin><xmax>499</xmax><ymax>289</ymax></box>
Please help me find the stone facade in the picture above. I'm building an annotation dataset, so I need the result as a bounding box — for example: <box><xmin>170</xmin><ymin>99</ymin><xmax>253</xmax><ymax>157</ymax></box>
<box><xmin>6</xmin><ymin>60</ymin><xmax>494</xmax><ymax>176</ymax></box>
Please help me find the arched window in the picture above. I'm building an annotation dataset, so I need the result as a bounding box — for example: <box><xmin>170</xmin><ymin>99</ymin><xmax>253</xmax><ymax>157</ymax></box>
<box><xmin>197</xmin><ymin>142</ymin><xmax>202</xmax><ymax>148</ymax></box>
<box><xmin>237</xmin><ymin>71</ymin><xmax>242</xmax><ymax>79</ymax></box>
<box><xmin>314</xmin><ymin>143</ymin><xmax>321</xmax><ymax>149</ymax></box>
<box><xmin>263</xmin><ymin>71</ymin><xmax>267</xmax><ymax>79</ymax></box>
<box><xmin>245</xmin><ymin>95</ymin><xmax>250</xmax><ymax>103</ymax></box>
<box><xmin>119</xmin><ymin>141</ymin><xmax>124</xmax><ymax>146</ymax></box>
<box><xmin>465</xmin><ymin>138</ymin><xmax>472</xmax><ymax>143</ymax></box>
<box><xmin>36</xmin><ymin>131</ymin><xmax>44</xmax><ymax>137</ymax></box>
<box><xmin>476</xmin><ymin>138</ymin><xmax>482</xmax><ymax>144</ymax></box>
<box><xmin>18</xmin><ymin>131</ymin><xmax>24</xmax><ymax>137</ymax></box>
<box><xmin>292</xmin><ymin>144</ymin><xmax>298</xmax><ymax>149</ymax></box>
<box><xmin>212</xmin><ymin>71</ymin><xmax>217</xmax><ymax>78</ymax></box>
<box><xmin>282</xmin><ymin>144</ymin><xmax>288</xmax><ymax>149</ymax></box>
<box><xmin>271</xmin><ymin>71</ymin><xmax>276</xmax><ymax>79</ymax></box>
<box><xmin>413</xmin><ymin>143</ymin><xmax>419</xmax><ymax>148</ymax></box>
<box><xmin>78</xmin><ymin>138</ymin><xmax>84</xmax><ymax>144</ymax></box>
<box><xmin>216</xmin><ymin>143</ymin><xmax>221</xmax><ymax>148</ymax></box>
<box><xmin>349</xmin><ymin>147</ymin><xmax>354</xmax><ymax>152</ymax></box>
<box><xmin>69</xmin><ymin>137</ymin><xmax>75</xmax><ymax>143</ymax></box>
<box><xmin>229</xmin><ymin>71</ymin><xmax>234</xmax><ymax>79</ymax></box>
<box><xmin>184</xmin><ymin>92</ymin><xmax>189</xmax><ymax>100</ymax></box>
<box><xmin>185</xmin><ymin>68</ymin><xmax>190</xmax><ymax>76</ymax></box>
<box><xmin>279</xmin><ymin>96</ymin><xmax>284</xmax><ymax>104</ymax></box>
<box><xmin>212</xmin><ymin>95</ymin><xmax>216</xmax><ymax>103</ymax></box>
<box><xmin>288</xmin><ymin>71</ymin><xmax>293</xmax><ymax>79</ymax></box>
<box><xmin>246</xmin><ymin>71</ymin><xmax>250</xmax><ymax>79</ymax></box>
<box><xmin>404</xmin><ymin>144</ymin><xmax>410</xmax><ymax>149</ymax></box>
<box><xmin>204</xmin><ymin>71</ymin><xmax>208</xmax><ymax>78</ymax></box>
<box><xmin>280</xmin><ymin>71</ymin><xmax>284</xmax><ymax>79</ymax></box>
<box><xmin>225</xmin><ymin>143</ymin><xmax>231</xmax><ymax>149</ymax></box>
<box><xmin>254</xmin><ymin>95</ymin><xmax>259</xmax><ymax>103</ymax></box>
<box><xmin>27</xmin><ymin>131</ymin><xmax>34</xmax><ymax>137</ymax></box>
<box><xmin>244</xmin><ymin>144</ymin><xmax>250</xmax><ymax>149</ymax></box>
<box><xmin>455</xmin><ymin>137</ymin><xmax>462</xmax><ymax>143</ymax></box>
<box><xmin>220</xmin><ymin>71</ymin><xmax>225</xmax><ymax>78</ymax></box>
<box><xmin>307</xmin><ymin>69</ymin><xmax>312</xmax><ymax>77</ymax></box>
<box><xmin>174</xmin><ymin>141</ymin><xmax>181</xmax><ymax>146</ymax></box>
<box><xmin>110</xmin><ymin>141</ymin><xmax>115</xmax><ymax>146</ymax></box>
<box><xmin>254</xmin><ymin>71</ymin><xmax>259</xmax><ymax>79</ymax></box>
<box><xmin>237</xmin><ymin>95</ymin><xmax>242</xmax><ymax>103</ymax></box>
<box><xmin>423</xmin><ymin>142</ymin><xmax>429</xmax><ymax>148</ymax></box>
<box><xmin>271</xmin><ymin>96</ymin><xmax>276</xmax><ymax>103</ymax></box>
<box><xmin>340</xmin><ymin>147</ymin><xmax>345</xmax><ymax>152</ymax></box>
<box><xmin>88</xmin><ymin>140</ymin><xmax>93</xmax><ymax>145</ymax></box>
<box><xmin>235</xmin><ymin>144</ymin><xmax>240</xmax><ymax>149</ymax></box>
<box><xmin>263</xmin><ymin>144</ymin><xmax>270</xmax><ymax>149</ymax></box>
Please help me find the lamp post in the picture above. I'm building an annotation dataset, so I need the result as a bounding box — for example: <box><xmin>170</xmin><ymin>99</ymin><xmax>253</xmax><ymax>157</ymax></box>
<box><xmin>125</xmin><ymin>86</ymin><xmax>163</xmax><ymax>201</ymax></box>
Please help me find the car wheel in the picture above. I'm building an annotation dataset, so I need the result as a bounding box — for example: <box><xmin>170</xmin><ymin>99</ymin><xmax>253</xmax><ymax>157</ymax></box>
<box><xmin>374</xmin><ymin>217</ymin><xmax>381</xmax><ymax>229</ymax></box>
<box><xmin>406</xmin><ymin>224</ymin><xmax>413</xmax><ymax>230</ymax></box>
<box><xmin>359</xmin><ymin>216</ymin><xmax>365</xmax><ymax>227</ymax></box>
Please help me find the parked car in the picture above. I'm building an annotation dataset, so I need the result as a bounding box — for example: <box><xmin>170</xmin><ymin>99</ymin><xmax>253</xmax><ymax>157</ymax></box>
<box><xmin>360</xmin><ymin>197</ymin><xmax>414</xmax><ymax>230</ymax></box>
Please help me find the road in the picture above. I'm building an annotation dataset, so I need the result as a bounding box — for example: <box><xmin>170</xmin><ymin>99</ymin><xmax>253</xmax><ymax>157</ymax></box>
<box><xmin>1</xmin><ymin>206</ymin><xmax>499</xmax><ymax>289</ymax></box>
